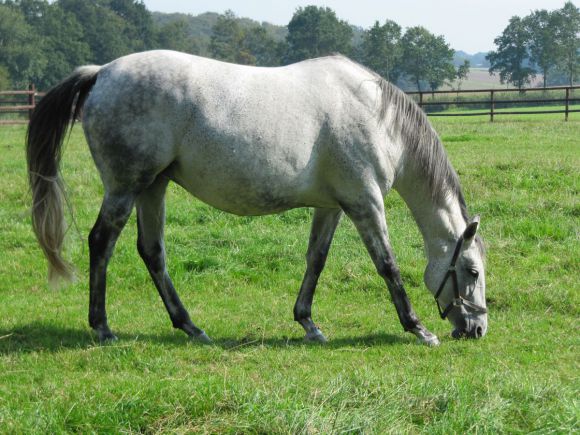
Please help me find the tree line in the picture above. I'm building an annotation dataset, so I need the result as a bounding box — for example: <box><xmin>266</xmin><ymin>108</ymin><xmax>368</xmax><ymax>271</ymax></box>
<box><xmin>0</xmin><ymin>1</ymin><xmax>578</xmax><ymax>92</ymax></box>
<box><xmin>0</xmin><ymin>1</ymin><xmax>466</xmax><ymax>91</ymax></box>
<box><xmin>487</xmin><ymin>2</ymin><xmax>579</xmax><ymax>88</ymax></box>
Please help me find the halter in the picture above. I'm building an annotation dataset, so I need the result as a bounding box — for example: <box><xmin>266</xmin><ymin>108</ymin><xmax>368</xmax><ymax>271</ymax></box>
<box><xmin>434</xmin><ymin>236</ymin><xmax>488</xmax><ymax>319</ymax></box>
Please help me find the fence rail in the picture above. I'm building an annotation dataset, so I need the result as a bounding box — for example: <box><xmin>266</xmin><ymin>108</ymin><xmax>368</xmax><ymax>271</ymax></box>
<box><xmin>1</xmin><ymin>84</ymin><xmax>579</xmax><ymax>125</ymax></box>
<box><xmin>0</xmin><ymin>84</ymin><xmax>44</xmax><ymax>125</ymax></box>
<box><xmin>407</xmin><ymin>85</ymin><xmax>580</xmax><ymax>121</ymax></box>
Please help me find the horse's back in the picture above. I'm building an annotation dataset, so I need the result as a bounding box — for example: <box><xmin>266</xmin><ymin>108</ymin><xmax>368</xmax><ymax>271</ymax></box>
<box><xmin>82</xmin><ymin>51</ymin><xmax>391</xmax><ymax>214</ymax></box>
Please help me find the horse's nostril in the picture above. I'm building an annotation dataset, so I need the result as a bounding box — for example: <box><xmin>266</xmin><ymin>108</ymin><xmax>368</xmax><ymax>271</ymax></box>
<box><xmin>475</xmin><ymin>326</ymin><xmax>483</xmax><ymax>338</ymax></box>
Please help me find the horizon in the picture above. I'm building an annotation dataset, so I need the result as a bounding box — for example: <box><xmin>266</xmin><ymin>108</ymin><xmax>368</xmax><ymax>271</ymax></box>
<box><xmin>142</xmin><ymin>0</ymin><xmax>572</xmax><ymax>54</ymax></box>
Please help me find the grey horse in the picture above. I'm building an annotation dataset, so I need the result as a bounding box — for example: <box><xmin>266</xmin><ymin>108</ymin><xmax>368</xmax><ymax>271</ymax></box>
<box><xmin>26</xmin><ymin>51</ymin><xmax>487</xmax><ymax>345</ymax></box>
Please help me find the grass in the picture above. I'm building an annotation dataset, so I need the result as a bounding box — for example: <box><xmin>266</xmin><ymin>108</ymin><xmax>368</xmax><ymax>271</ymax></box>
<box><xmin>0</xmin><ymin>113</ymin><xmax>578</xmax><ymax>433</ymax></box>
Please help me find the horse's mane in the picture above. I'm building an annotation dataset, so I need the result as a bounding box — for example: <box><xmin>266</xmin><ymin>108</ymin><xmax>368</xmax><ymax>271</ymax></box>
<box><xmin>328</xmin><ymin>56</ymin><xmax>487</xmax><ymax>248</ymax></box>
<box><xmin>320</xmin><ymin>56</ymin><xmax>462</xmax><ymax>211</ymax></box>
<box><xmin>374</xmin><ymin>78</ymin><xmax>466</xmax><ymax>213</ymax></box>
<box><xmin>372</xmin><ymin>76</ymin><xmax>487</xmax><ymax>257</ymax></box>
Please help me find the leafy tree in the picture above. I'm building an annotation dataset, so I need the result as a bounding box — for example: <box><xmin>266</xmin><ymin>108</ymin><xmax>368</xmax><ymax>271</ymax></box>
<box><xmin>400</xmin><ymin>26</ymin><xmax>455</xmax><ymax>92</ymax></box>
<box><xmin>285</xmin><ymin>6</ymin><xmax>352</xmax><ymax>64</ymax></box>
<box><xmin>155</xmin><ymin>19</ymin><xmax>200</xmax><ymax>54</ymax></box>
<box><xmin>241</xmin><ymin>26</ymin><xmax>284</xmax><ymax>66</ymax></box>
<box><xmin>554</xmin><ymin>1</ymin><xmax>580</xmax><ymax>86</ymax></box>
<box><xmin>426</xmin><ymin>35</ymin><xmax>456</xmax><ymax>92</ymax></box>
<box><xmin>487</xmin><ymin>17</ymin><xmax>535</xmax><ymax>89</ymax></box>
<box><xmin>209</xmin><ymin>10</ymin><xmax>244</xmax><ymax>63</ymax></box>
<box><xmin>108</xmin><ymin>0</ymin><xmax>155</xmax><ymax>51</ymax></box>
<box><xmin>209</xmin><ymin>11</ymin><xmax>283</xmax><ymax>66</ymax></box>
<box><xmin>360</xmin><ymin>20</ymin><xmax>402</xmax><ymax>83</ymax></box>
<box><xmin>58</xmin><ymin>0</ymin><xmax>136</xmax><ymax>64</ymax></box>
<box><xmin>35</xmin><ymin>4</ymin><xmax>91</xmax><ymax>88</ymax></box>
<box><xmin>0</xmin><ymin>3</ymin><xmax>46</xmax><ymax>87</ymax></box>
<box><xmin>525</xmin><ymin>9</ymin><xmax>559</xmax><ymax>88</ymax></box>
<box><xmin>7</xmin><ymin>0</ymin><xmax>47</xmax><ymax>25</ymax></box>
<box><xmin>455</xmin><ymin>59</ymin><xmax>470</xmax><ymax>90</ymax></box>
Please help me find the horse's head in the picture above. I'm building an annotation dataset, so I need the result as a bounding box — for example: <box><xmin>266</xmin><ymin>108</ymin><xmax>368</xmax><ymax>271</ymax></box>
<box><xmin>424</xmin><ymin>216</ymin><xmax>487</xmax><ymax>339</ymax></box>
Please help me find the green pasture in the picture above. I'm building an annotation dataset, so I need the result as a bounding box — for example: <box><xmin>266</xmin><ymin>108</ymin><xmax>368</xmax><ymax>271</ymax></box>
<box><xmin>0</xmin><ymin>114</ymin><xmax>578</xmax><ymax>433</ymax></box>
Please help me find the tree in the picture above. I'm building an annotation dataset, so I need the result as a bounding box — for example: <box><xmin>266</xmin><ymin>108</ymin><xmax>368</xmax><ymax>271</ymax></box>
<box><xmin>7</xmin><ymin>0</ymin><xmax>48</xmax><ymax>25</ymax></box>
<box><xmin>35</xmin><ymin>3</ymin><xmax>91</xmax><ymax>88</ymax></box>
<box><xmin>400</xmin><ymin>26</ymin><xmax>455</xmax><ymax>92</ymax></box>
<box><xmin>155</xmin><ymin>19</ymin><xmax>200</xmax><ymax>54</ymax></box>
<box><xmin>0</xmin><ymin>3</ymin><xmax>46</xmax><ymax>87</ymax></box>
<box><xmin>109</xmin><ymin>0</ymin><xmax>155</xmax><ymax>51</ymax></box>
<box><xmin>487</xmin><ymin>17</ymin><xmax>535</xmax><ymax>89</ymax></box>
<box><xmin>58</xmin><ymin>0</ymin><xmax>137</xmax><ymax>64</ymax></box>
<box><xmin>285</xmin><ymin>6</ymin><xmax>352</xmax><ymax>64</ymax></box>
<box><xmin>209</xmin><ymin>10</ymin><xmax>244</xmax><ymax>63</ymax></box>
<box><xmin>525</xmin><ymin>9</ymin><xmax>559</xmax><ymax>88</ymax></box>
<box><xmin>241</xmin><ymin>26</ymin><xmax>283</xmax><ymax>66</ymax></box>
<box><xmin>554</xmin><ymin>1</ymin><xmax>580</xmax><ymax>86</ymax></box>
<box><xmin>360</xmin><ymin>20</ymin><xmax>402</xmax><ymax>83</ymax></box>
<box><xmin>455</xmin><ymin>60</ymin><xmax>470</xmax><ymax>91</ymax></box>
<box><xmin>209</xmin><ymin>11</ymin><xmax>283</xmax><ymax>66</ymax></box>
<box><xmin>425</xmin><ymin>35</ymin><xmax>456</xmax><ymax>92</ymax></box>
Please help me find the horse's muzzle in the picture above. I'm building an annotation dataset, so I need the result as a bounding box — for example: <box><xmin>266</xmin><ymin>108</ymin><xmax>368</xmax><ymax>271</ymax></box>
<box><xmin>452</xmin><ymin>324</ymin><xmax>486</xmax><ymax>339</ymax></box>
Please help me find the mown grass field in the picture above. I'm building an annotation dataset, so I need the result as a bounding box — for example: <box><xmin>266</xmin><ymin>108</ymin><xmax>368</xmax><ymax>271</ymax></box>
<box><xmin>0</xmin><ymin>114</ymin><xmax>578</xmax><ymax>433</ymax></box>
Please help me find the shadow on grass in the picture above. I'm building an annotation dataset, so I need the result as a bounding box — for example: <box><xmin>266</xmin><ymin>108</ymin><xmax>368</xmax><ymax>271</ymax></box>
<box><xmin>211</xmin><ymin>333</ymin><xmax>410</xmax><ymax>350</ymax></box>
<box><xmin>0</xmin><ymin>322</ymin><xmax>410</xmax><ymax>354</ymax></box>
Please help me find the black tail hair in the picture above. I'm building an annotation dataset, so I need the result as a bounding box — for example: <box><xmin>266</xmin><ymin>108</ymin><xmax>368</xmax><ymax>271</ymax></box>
<box><xmin>26</xmin><ymin>65</ymin><xmax>100</xmax><ymax>285</ymax></box>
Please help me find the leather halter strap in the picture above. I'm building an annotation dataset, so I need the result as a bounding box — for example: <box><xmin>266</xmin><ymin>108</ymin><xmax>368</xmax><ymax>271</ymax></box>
<box><xmin>434</xmin><ymin>235</ymin><xmax>488</xmax><ymax>319</ymax></box>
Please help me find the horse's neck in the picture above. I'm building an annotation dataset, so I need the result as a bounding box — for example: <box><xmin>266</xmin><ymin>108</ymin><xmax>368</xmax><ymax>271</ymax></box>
<box><xmin>394</xmin><ymin>171</ymin><xmax>466</xmax><ymax>258</ymax></box>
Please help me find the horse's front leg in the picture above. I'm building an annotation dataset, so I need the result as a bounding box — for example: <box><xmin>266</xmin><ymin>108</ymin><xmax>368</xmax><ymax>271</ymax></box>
<box><xmin>342</xmin><ymin>192</ymin><xmax>440</xmax><ymax>346</ymax></box>
<box><xmin>294</xmin><ymin>208</ymin><xmax>343</xmax><ymax>342</ymax></box>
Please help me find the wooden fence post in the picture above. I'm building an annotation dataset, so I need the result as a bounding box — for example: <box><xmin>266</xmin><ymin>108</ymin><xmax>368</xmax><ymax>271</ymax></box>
<box><xmin>490</xmin><ymin>90</ymin><xmax>495</xmax><ymax>122</ymax></box>
<box><xmin>419</xmin><ymin>91</ymin><xmax>423</xmax><ymax>109</ymax></box>
<box><xmin>565</xmin><ymin>87</ymin><xmax>570</xmax><ymax>122</ymax></box>
<box><xmin>28</xmin><ymin>83</ymin><xmax>35</xmax><ymax>120</ymax></box>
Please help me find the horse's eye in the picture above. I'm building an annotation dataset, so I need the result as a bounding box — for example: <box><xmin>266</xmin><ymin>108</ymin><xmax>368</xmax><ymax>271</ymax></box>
<box><xmin>468</xmin><ymin>268</ymin><xmax>479</xmax><ymax>278</ymax></box>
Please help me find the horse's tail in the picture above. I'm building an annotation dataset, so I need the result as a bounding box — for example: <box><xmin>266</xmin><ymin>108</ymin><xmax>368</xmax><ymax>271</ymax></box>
<box><xmin>26</xmin><ymin>65</ymin><xmax>100</xmax><ymax>285</ymax></box>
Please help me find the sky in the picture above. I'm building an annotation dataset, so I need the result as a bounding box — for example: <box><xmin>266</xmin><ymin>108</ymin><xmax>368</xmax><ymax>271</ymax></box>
<box><xmin>142</xmin><ymin>0</ymin><xmax>572</xmax><ymax>54</ymax></box>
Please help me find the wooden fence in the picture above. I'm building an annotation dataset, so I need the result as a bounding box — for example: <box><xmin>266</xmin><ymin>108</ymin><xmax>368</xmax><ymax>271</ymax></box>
<box><xmin>408</xmin><ymin>85</ymin><xmax>580</xmax><ymax>121</ymax></box>
<box><xmin>1</xmin><ymin>84</ymin><xmax>579</xmax><ymax>125</ymax></box>
<box><xmin>0</xmin><ymin>84</ymin><xmax>45</xmax><ymax>125</ymax></box>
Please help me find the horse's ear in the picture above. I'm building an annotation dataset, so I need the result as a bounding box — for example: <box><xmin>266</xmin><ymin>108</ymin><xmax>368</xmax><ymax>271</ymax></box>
<box><xmin>463</xmin><ymin>215</ymin><xmax>480</xmax><ymax>242</ymax></box>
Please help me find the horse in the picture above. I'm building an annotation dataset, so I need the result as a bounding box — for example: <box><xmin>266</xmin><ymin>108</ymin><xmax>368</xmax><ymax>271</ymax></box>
<box><xmin>26</xmin><ymin>50</ymin><xmax>487</xmax><ymax>346</ymax></box>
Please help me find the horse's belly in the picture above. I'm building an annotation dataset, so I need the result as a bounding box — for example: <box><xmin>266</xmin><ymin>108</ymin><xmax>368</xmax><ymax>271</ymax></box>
<box><xmin>168</xmin><ymin>147</ymin><xmax>335</xmax><ymax>216</ymax></box>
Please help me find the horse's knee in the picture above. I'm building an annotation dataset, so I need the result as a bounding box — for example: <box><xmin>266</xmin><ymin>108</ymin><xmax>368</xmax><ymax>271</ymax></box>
<box><xmin>375</xmin><ymin>256</ymin><xmax>401</xmax><ymax>282</ymax></box>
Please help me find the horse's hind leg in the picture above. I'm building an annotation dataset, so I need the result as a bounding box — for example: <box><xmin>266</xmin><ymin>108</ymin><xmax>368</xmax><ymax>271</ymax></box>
<box><xmin>136</xmin><ymin>176</ymin><xmax>211</xmax><ymax>343</ymax></box>
<box><xmin>89</xmin><ymin>193</ymin><xmax>135</xmax><ymax>342</ymax></box>
<box><xmin>341</xmin><ymin>191</ymin><xmax>440</xmax><ymax>346</ymax></box>
<box><xmin>294</xmin><ymin>208</ymin><xmax>342</xmax><ymax>343</ymax></box>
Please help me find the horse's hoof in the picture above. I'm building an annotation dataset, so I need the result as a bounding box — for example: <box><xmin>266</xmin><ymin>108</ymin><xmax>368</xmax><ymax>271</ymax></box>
<box><xmin>411</xmin><ymin>327</ymin><xmax>440</xmax><ymax>346</ymax></box>
<box><xmin>418</xmin><ymin>334</ymin><xmax>440</xmax><ymax>346</ymax></box>
<box><xmin>192</xmin><ymin>331</ymin><xmax>212</xmax><ymax>344</ymax></box>
<box><xmin>304</xmin><ymin>329</ymin><xmax>327</xmax><ymax>343</ymax></box>
<box><xmin>97</xmin><ymin>331</ymin><xmax>118</xmax><ymax>343</ymax></box>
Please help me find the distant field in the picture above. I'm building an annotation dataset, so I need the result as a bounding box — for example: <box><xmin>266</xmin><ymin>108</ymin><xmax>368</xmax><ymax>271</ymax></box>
<box><xmin>442</xmin><ymin>68</ymin><xmax>545</xmax><ymax>90</ymax></box>
<box><xmin>0</xmin><ymin>115</ymin><xmax>578</xmax><ymax>432</ymax></box>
